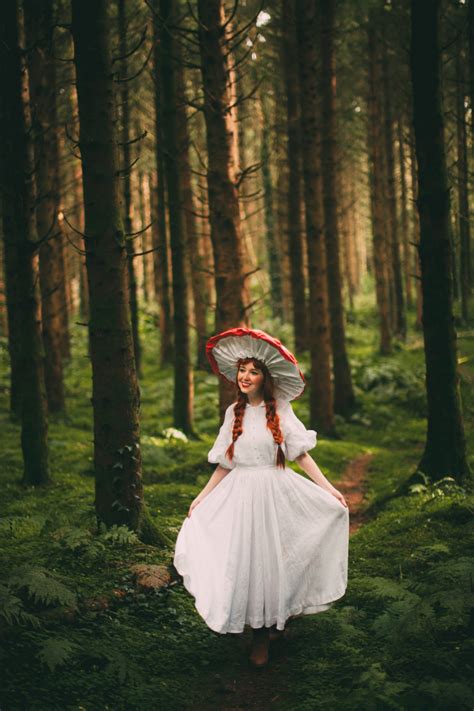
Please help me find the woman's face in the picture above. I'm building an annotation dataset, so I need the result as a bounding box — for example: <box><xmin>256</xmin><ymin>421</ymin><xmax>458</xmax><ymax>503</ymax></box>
<box><xmin>237</xmin><ymin>361</ymin><xmax>264</xmax><ymax>397</ymax></box>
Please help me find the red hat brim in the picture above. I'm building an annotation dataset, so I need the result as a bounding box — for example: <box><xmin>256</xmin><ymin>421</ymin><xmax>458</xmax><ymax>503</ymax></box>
<box><xmin>206</xmin><ymin>327</ymin><xmax>306</xmax><ymax>401</ymax></box>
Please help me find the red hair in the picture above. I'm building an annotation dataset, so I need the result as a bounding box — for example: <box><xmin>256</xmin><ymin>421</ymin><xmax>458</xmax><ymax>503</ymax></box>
<box><xmin>225</xmin><ymin>357</ymin><xmax>286</xmax><ymax>468</ymax></box>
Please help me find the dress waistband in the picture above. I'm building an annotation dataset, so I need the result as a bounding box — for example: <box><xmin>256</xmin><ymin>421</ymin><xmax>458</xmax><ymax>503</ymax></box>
<box><xmin>234</xmin><ymin>463</ymin><xmax>279</xmax><ymax>469</ymax></box>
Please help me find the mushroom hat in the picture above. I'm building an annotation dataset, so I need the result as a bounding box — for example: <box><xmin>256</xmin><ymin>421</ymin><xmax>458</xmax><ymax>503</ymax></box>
<box><xmin>205</xmin><ymin>327</ymin><xmax>306</xmax><ymax>401</ymax></box>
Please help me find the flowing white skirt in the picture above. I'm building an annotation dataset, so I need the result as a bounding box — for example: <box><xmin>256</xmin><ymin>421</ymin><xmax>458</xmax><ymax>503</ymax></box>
<box><xmin>173</xmin><ymin>463</ymin><xmax>350</xmax><ymax>634</ymax></box>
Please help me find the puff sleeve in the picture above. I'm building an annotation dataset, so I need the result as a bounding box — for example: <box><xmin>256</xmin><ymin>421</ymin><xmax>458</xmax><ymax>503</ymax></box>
<box><xmin>279</xmin><ymin>400</ymin><xmax>317</xmax><ymax>461</ymax></box>
<box><xmin>207</xmin><ymin>404</ymin><xmax>235</xmax><ymax>470</ymax></box>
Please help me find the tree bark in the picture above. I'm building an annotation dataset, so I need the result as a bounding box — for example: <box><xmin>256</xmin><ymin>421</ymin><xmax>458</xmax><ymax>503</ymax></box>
<box><xmin>455</xmin><ymin>34</ymin><xmax>471</xmax><ymax>323</ymax></box>
<box><xmin>319</xmin><ymin>0</ymin><xmax>355</xmax><ymax>415</ymax></box>
<box><xmin>24</xmin><ymin>0</ymin><xmax>67</xmax><ymax>413</ymax></box>
<box><xmin>0</xmin><ymin>0</ymin><xmax>50</xmax><ymax>484</ymax></box>
<box><xmin>397</xmin><ymin>116</ymin><xmax>412</xmax><ymax>308</ymax></box>
<box><xmin>367</xmin><ymin>15</ymin><xmax>392</xmax><ymax>354</ymax></box>
<box><xmin>197</xmin><ymin>0</ymin><xmax>248</xmax><ymax>419</ymax></box>
<box><xmin>157</xmin><ymin>0</ymin><xmax>194</xmax><ymax>434</ymax></box>
<box><xmin>469</xmin><ymin>0</ymin><xmax>474</xmax><ymax>255</ymax></box>
<box><xmin>381</xmin><ymin>33</ymin><xmax>406</xmax><ymax>340</ymax></box>
<box><xmin>0</xmin><ymin>194</ymin><xmax>22</xmax><ymax>417</ymax></box>
<box><xmin>118</xmin><ymin>0</ymin><xmax>141</xmax><ymax>375</ymax></box>
<box><xmin>282</xmin><ymin>0</ymin><xmax>308</xmax><ymax>352</ymax></box>
<box><xmin>71</xmin><ymin>0</ymin><xmax>144</xmax><ymax>527</ymax></box>
<box><xmin>174</xmin><ymin>41</ymin><xmax>209</xmax><ymax>371</ymax></box>
<box><xmin>151</xmin><ymin>12</ymin><xmax>174</xmax><ymax>367</ymax></box>
<box><xmin>296</xmin><ymin>0</ymin><xmax>335</xmax><ymax>435</ymax></box>
<box><xmin>409</xmin><ymin>124</ymin><xmax>423</xmax><ymax>330</ymax></box>
<box><xmin>410</xmin><ymin>0</ymin><xmax>470</xmax><ymax>483</ymax></box>
<box><xmin>260</xmin><ymin>91</ymin><xmax>284</xmax><ymax>321</ymax></box>
<box><xmin>0</xmin><ymin>230</ymin><xmax>8</xmax><ymax>336</ymax></box>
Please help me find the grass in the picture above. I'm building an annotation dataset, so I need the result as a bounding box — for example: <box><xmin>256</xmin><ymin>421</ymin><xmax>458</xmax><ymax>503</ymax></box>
<box><xmin>0</xmin><ymin>294</ymin><xmax>473</xmax><ymax>710</ymax></box>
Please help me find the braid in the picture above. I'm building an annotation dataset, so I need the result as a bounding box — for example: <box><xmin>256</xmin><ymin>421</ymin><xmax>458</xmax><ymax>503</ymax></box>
<box><xmin>264</xmin><ymin>399</ymin><xmax>286</xmax><ymax>469</ymax></box>
<box><xmin>225</xmin><ymin>394</ymin><xmax>246</xmax><ymax>462</ymax></box>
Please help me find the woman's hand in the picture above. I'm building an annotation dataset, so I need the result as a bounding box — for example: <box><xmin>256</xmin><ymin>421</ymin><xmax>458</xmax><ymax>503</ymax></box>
<box><xmin>328</xmin><ymin>487</ymin><xmax>348</xmax><ymax>508</ymax></box>
<box><xmin>187</xmin><ymin>495</ymin><xmax>204</xmax><ymax>518</ymax></box>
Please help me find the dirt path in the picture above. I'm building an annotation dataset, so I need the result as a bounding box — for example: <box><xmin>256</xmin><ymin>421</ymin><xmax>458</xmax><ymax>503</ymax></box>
<box><xmin>199</xmin><ymin>452</ymin><xmax>373</xmax><ymax>711</ymax></box>
<box><xmin>338</xmin><ymin>452</ymin><xmax>373</xmax><ymax>534</ymax></box>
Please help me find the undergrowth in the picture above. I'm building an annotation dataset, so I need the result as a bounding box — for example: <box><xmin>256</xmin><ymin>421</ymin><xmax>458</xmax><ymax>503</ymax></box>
<box><xmin>0</xmin><ymin>297</ymin><xmax>473</xmax><ymax>710</ymax></box>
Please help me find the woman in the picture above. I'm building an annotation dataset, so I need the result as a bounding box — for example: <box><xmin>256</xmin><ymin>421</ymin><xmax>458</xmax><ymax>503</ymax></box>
<box><xmin>173</xmin><ymin>327</ymin><xmax>350</xmax><ymax>669</ymax></box>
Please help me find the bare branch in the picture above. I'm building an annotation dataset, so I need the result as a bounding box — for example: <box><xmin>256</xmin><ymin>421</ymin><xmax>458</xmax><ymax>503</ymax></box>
<box><xmin>63</xmin><ymin>229</ymin><xmax>87</xmax><ymax>256</ymax></box>
<box><xmin>129</xmin><ymin>246</ymin><xmax>160</xmax><ymax>258</ymax></box>
<box><xmin>114</xmin><ymin>43</ymin><xmax>154</xmax><ymax>83</ymax></box>
<box><xmin>235</xmin><ymin>161</ymin><xmax>262</xmax><ymax>189</ymax></box>
<box><xmin>225</xmin><ymin>1</ymin><xmax>264</xmax><ymax>44</ymax></box>
<box><xmin>125</xmin><ymin>220</ymin><xmax>154</xmax><ymax>238</ymax></box>
<box><xmin>117</xmin><ymin>155</ymin><xmax>140</xmax><ymax>176</ymax></box>
<box><xmin>118</xmin><ymin>129</ymin><xmax>148</xmax><ymax>147</ymax></box>
<box><xmin>112</xmin><ymin>25</ymin><xmax>148</xmax><ymax>63</ymax></box>
<box><xmin>243</xmin><ymin>265</ymin><xmax>261</xmax><ymax>279</ymax></box>
<box><xmin>62</xmin><ymin>212</ymin><xmax>88</xmax><ymax>239</ymax></box>
<box><xmin>222</xmin><ymin>0</ymin><xmax>239</xmax><ymax>30</ymax></box>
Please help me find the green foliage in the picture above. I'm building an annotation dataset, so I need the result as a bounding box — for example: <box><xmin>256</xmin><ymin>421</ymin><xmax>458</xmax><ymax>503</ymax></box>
<box><xmin>353</xmin><ymin>360</ymin><xmax>426</xmax><ymax>414</ymax></box>
<box><xmin>0</xmin><ymin>583</ymin><xmax>40</xmax><ymax>627</ymax></box>
<box><xmin>6</xmin><ymin>565</ymin><xmax>77</xmax><ymax>609</ymax></box>
<box><xmin>37</xmin><ymin>637</ymin><xmax>78</xmax><ymax>672</ymax></box>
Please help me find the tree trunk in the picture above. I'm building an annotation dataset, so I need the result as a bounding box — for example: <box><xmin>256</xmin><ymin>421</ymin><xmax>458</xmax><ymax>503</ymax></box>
<box><xmin>0</xmin><ymin>230</ymin><xmax>8</xmax><ymax>336</ymax></box>
<box><xmin>409</xmin><ymin>124</ymin><xmax>423</xmax><ymax>330</ymax></box>
<box><xmin>296</xmin><ymin>0</ymin><xmax>335</xmax><ymax>435</ymax></box>
<box><xmin>260</xmin><ymin>92</ymin><xmax>284</xmax><ymax>321</ymax></box>
<box><xmin>367</xmin><ymin>15</ymin><xmax>392</xmax><ymax>354</ymax></box>
<box><xmin>410</xmin><ymin>0</ymin><xmax>470</xmax><ymax>483</ymax></box>
<box><xmin>174</xmin><ymin>41</ymin><xmax>209</xmax><ymax>371</ymax></box>
<box><xmin>151</xmin><ymin>13</ymin><xmax>174</xmax><ymax>366</ymax></box>
<box><xmin>282</xmin><ymin>0</ymin><xmax>308</xmax><ymax>353</ymax></box>
<box><xmin>455</xmin><ymin>34</ymin><xmax>471</xmax><ymax>323</ymax></box>
<box><xmin>469</xmin><ymin>0</ymin><xmax>474</xmax><ymax>283</ymax></box>
<box><xmin>118</xmin><ymin>0</ymin><xmax>141</xmax><ymax>375</ymax></box>
<box><xmin>381</xmin><ymin>33</ymin><xmax>406</xmax><ymax>340</ymax></box>
<box><xmin>157</xmin><ymin>0</ymin><xmax>194</xmax><ymax>434</ymax></box>
<box><xmin>71</xmin><ymin>0</ymin><xmax>144</xmax><ymax>527</ymax></box>
<box><xmin>24</xmin><ymin>0</ymin><xmax>67</xmax><ymax>413</ymax></box>
<box><xmin>137</xmin><ymin>171</ymin><xmax>150</xmax><ymax>303</ymax></box>
<box><xmin>397</xmin><ymin>116</ymin><xmax>412</xmax><ymax>308</ymax></box>
<box><xmin>0</xmin><ymin>0</ymin><xmax>50</xmax><ymax>484</ymax></box>
<box><xmin>197</xmin><ymin>0</ymin><xmax>248</xmax><ymax>419</ymax></box>
<box><xmin>0</xmin><ymin>194</ymin><xmax>22</xmax><ymax>417</ymax></box>
<box><xmin>319</xmin><ymin>0</ymin><xmax>355</xmax><ymax>415</ymax></box>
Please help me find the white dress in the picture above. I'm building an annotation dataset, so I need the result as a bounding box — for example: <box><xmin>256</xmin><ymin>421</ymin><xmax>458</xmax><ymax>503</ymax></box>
<box><xmin>173</xmin><ymin>398</ymin><xmax>349</xmax><ymax>634</ymax></box>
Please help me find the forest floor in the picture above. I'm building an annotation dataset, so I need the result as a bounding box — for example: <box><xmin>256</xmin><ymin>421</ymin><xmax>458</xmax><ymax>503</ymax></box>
<box><xmin>1</xmin><ymin>297</ymin><xmax>474</xmax><ymax>711</ymax></box>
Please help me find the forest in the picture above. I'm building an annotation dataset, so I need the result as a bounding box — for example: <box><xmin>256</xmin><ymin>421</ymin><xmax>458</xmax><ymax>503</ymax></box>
<box><xmin>0</xmin><ymin>0</ymin><xmax>473</xmax><ymax>708</ymax></box>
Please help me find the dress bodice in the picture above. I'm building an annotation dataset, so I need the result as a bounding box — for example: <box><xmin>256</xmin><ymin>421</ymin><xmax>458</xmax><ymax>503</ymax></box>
<box><xmin>207</xmin><ymin>398</ymin><xmax>317</xmax><ymax>470</ymax></box>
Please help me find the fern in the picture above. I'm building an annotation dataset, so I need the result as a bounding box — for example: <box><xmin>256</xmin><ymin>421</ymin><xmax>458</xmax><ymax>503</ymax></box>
<box><xmin>353</xmin><ymin>575</ymin><xmax>419</xmax><ymax>602</ymax></box>
<box><xmin>417</xmin><ymin>679</ymin><xmax>474</xmax><ymax>708</ymax></box>
<box><xmin>37</xmin><ymin>637</ymin><xmax>78</xmax><ymax>672</ymax></box>
<box><xmin>0</xmin><ymin>583</ymin><xmax>40</xmax><ymax>627</ymax></box>
<box><xmin>7</xmin><ymin>565</ymin><xmax>77</xmax><ymax>608</ymax></box>
<box><xmin>366</xmin><ymin>555</ymin><xmax>474</xmax><ymax>649</ymax></box>
<box><xmin>372</xmin><ymin>597</ymin><xmax>437</xmax><ymax>642</ymax></box>
<box><xmin>94</xmin><ymin>647</ymin><xmax>144</xmax><ymax>687</ymax></box>
<box><xmin>53</xmin><ymin>523</ymin><xmax>139</xmax><ymax>553</ymax></box>
<box><xmin>101</xmin><ymin>524</ymin><xmax>139</xmax><ymax>545</ymax></box>
<box><xmin>53</xmin><ymin>525</ymin><xmax>96</xmax><ymax>551</ymax></box>
<box><xmin>352</xmin><ymin>662</ymin><xmax>411</xmax><ymax>711</ymax></box>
